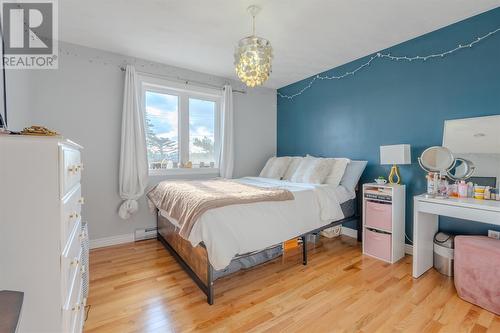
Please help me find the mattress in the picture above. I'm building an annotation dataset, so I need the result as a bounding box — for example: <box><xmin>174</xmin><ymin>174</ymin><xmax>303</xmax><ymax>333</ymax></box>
<box><xmin>159</xmin><ymin>177</ymin><xmax>354</xmax><ymax>270</ymax></box>
<box><xmin>340</xmin><ymin>198</ymin><xmax>357</xmax><ymax>219</ymax></box>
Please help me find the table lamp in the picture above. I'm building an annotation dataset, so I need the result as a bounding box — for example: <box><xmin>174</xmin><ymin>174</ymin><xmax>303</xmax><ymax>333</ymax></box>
<box><xmin>380</xmin><ymin>144</ymin><xmax>411</xmax><ymax>184</ymax></box>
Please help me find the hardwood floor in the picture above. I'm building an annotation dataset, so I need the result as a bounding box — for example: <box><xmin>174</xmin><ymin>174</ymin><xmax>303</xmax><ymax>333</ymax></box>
<box><xmin>84</xmin><ymin>236</ymin><xmax>499</xmax><ymax>333</ymax></box>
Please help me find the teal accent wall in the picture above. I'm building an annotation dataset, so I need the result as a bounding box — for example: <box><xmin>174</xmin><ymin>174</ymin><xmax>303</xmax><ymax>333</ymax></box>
<box><xmin>277</xmin><ymin>8</ymin><xmax>500</xmax><ymax>239</ymax></box>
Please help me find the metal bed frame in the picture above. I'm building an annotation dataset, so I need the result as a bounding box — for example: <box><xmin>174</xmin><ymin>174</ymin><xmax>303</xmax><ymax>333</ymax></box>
<box><xmin>156</xmin><ymin>188</ymin><xmax>362</xmax><ymax>305</ymax></box>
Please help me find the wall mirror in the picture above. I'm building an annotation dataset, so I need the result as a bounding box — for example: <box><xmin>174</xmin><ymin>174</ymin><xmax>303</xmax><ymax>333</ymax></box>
<box><xmin>443</xmin><ymin>115</ymin><xmax>500</xmax><ymax>187</ymax></box>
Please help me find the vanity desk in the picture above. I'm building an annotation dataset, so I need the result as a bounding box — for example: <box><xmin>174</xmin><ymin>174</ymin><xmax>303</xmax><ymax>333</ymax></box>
<box><xmin>413</xmin><ymin>194</ymin><xmax>500</xmax><ymax>278</ymax></box>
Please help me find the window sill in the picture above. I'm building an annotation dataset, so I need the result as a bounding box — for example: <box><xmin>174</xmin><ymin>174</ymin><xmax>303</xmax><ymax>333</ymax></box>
<box><xmin>149</xmin><ymin>168</ymin><xmax>220</xmax><ymax>177</ymax></box>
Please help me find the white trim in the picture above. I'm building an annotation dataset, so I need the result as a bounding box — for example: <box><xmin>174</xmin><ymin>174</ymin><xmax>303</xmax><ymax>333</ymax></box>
<box><xmin>89</xmin><ymin>227</ymin><xmax>407</xmax><ymax>254</ymax></box>
<box><xmin>149</xmin><ymin>167</ymin><xmax>220</xmax><ymax>177</ymax></box>
<box><xmin>90</xmin><ymin>233</ymin><xmax>135</xmax><ymax>249</ymax></box>
<box><xmin>138</xmin><ymin>74</ymin><xmax>223</xmax><ymax>97</ymax></box>
<box><xmin>140</xmin><ymin>75</ymin><xmax>223</xmax><ymax>174</ymax></box>
<box><xmin>341</xmin><ymin>226</ymin><xmax>358</xmax><ymax>239</ymax></box>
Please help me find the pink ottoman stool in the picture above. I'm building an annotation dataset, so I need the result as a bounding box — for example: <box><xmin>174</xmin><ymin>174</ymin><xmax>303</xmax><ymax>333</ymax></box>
<box><xmin>454</xmin><ymin>236</ymin><xmax>500</xmax><ymax>315</ymax></box>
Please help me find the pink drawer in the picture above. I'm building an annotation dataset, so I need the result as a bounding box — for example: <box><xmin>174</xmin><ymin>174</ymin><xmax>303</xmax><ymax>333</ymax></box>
<box><xmin>365</xmin><ymin>201</ymin><xmax>392</xmax><ymax>231</ymax></box>
<box><xmin>364</xmin><ymin>228</ymin><xmax>392</xmax><ymax>262</ymax></box>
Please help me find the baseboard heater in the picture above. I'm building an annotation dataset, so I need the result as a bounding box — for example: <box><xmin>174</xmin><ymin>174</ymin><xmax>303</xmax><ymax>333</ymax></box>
<box><xmin>134</xmin><ymin>227</ymin><xmax>158</xmax><ymax>241</ymax></box>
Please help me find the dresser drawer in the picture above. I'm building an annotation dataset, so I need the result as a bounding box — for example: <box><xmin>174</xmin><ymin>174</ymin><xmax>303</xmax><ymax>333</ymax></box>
<box><xmin>365</xmin><ymin>200</ymin><xmax>392</xmax><ymax>231</ymax></box>
<box><xmin>73</xmin><ymin>302</ymin><xmax>85</xmax><ymax>333</ymax></box>
<box><xmin>364</xmin><ymin>228</ymin><xmax>392</xmax><ymax>262</ymax></box>
<box><xmin>61</xmin><ymin>145</ymin><xmax>82</xmax><ymax>198</ymax></box>
<box><xmin>62</xmin><ymin>184</ymin><xmax>82</xmax><ymax>246</ymax></box>
<box><xmin>62</xmin><ymin>270</ymin><xmax>83</xmax><ymax>333</ymax></box>
<box><xmin>62</xmin><ymin>219</ymin><xmax>82</xmax><ymax>302</ymax></box>
<box><xmin>62</xmin><ymin>247</ymin><xmax>82</xmax><ymax>307</ymax></box>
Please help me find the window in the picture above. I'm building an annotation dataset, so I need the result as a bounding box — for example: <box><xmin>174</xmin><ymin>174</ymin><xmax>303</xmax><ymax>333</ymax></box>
<box><xmin>141</xmin><ymin>76</ymin><xmax>221</xmax><ymax>175</ymax></box>
<box><xmin>145</xmin><ymin>91</ymin><xmax>179</xmax><ymax>169</ymax></box>
<box><xmin>189</xmin><ymin>98</ymin><xmax>218</xmax><ymax>167</ymax></box>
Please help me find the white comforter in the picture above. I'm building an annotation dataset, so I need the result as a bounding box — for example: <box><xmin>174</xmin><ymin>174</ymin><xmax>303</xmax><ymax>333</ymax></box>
<box><xmin>160</xmin><ymin>177</ymin><xmax>353</xmax><ymax>270</ymax></box>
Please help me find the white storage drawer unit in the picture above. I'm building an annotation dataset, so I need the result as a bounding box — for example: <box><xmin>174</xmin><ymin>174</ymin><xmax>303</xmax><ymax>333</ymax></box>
<box><xmin>362</xmin><ymin>183</ymin><xmax>406</xmax><ymax>264</ymax></box>
<box><xmin>0</xmin><ymin>136</ymin><xmax>87</xmax><ymax>333</ymax></box>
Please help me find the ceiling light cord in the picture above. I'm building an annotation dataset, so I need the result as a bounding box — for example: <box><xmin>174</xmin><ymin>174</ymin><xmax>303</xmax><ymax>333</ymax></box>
<box><xmin>252</xmin><ymin>14</ymin><xmax>256</xmax><ymax>36</ymax></box>
<box><xmin>278</xmin><ymin>27</ymin><xmax>500</xmax><ymax>100</ymax></box>
<box><xmin>247</xmin><ymin>5</ymin><xmax>259</xmax><ymax>37</ymax></box>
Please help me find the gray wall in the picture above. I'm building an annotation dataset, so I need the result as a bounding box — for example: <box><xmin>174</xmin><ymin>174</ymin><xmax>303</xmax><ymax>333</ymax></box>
<box><xmin>7</xmin><ymin>42</ymin><xmax>277</xmax><ymax>240</ymax></box>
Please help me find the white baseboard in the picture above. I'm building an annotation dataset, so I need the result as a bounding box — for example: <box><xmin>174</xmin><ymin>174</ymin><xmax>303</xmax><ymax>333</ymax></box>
<box><xmin>91</xmin><ymin>227</ymin><xmax>359</xmax><ymax>249</ymax></box>
<box><xmin>90</xmin><ymin>233</ymin><xmax>135</xmax><ymax>249</ymax></box>
<box><xmin>405</xmin><ymin>244</ymin><xmax>413</xmax><ymax>255</ymax></box>
<box><xmin>89</xmin><ymin>227</ymin><xmax>411</xmax><ymax>253</ymax></box>
<box><xmin>341</xmin><ymin>226</ymin><xmax>358</xmax><ymax>239</ymax></box>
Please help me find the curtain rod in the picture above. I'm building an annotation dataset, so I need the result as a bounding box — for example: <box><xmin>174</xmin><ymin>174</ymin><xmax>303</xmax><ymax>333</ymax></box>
<box><xmin>119</xmin><ymin>66</ymin><xmax>246</xmax><ymax>94</ymax></box>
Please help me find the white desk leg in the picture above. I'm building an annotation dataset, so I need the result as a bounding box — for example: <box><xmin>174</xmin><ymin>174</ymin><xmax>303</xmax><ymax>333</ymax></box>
<box><xmin>413</xmin><ymin>199</ymin><xmax>438</xmax><ymax>278</ymax></box>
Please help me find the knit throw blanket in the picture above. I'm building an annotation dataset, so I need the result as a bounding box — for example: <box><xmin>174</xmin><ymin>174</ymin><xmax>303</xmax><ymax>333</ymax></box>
<box><xmin>147</xmin><ymin>179</ymin><xmax>294</xmax><ymax>239</ymax></box>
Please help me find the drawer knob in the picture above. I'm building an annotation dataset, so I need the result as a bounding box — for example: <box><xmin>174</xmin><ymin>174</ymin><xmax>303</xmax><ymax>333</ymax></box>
<box><xmin>72</xmin><ymin>304</ymin><xmax>81</xmax><ymax>311</ymax></box>
<box><xmin>68</xmin><ymin>164</ymin><xmax>83</xmax><ymax>174</ymax></box>
<box><xmin>78</xmin><ymin>197</ymin><xmax>85</xmax><ymax>204</ymax></box>
<box><xmin>69</xmin><ymin>212</ymin><xmax>79</xmax><ymax>219</ymax></box>
<box><xmin>71</xmin><ymin>258</ymin><xmax>80</xmax><ymax>266</ymax></box>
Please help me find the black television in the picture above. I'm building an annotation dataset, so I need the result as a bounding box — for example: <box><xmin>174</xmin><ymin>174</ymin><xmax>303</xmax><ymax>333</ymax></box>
<box><xmin>0</xmin><ymin>17</ymin><xmax>6</xmax><ymax>129</ymax></box>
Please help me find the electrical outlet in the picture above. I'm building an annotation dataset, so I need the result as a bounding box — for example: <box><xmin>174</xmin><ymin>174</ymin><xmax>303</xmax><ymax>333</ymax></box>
<box><xmin>488</xmin><ymin>230</ymin><xmax>500</xmax><ymax>240</ymax></box>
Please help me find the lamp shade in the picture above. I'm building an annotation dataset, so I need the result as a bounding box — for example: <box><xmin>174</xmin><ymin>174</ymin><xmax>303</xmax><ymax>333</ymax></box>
<box><xmin>380</xmin><ymin>144</ymin><xmax>411</xmax><ymax>165</ymax></box>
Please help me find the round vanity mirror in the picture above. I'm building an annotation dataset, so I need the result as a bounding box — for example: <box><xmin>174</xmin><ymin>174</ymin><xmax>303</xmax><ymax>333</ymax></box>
<box><xmin>446</xmin><ymin>157</ymin><xmax>475</xmax><ymax>181</ymax></box>
<box><xmin>418</xmin><ymin>146</ymin><xmax>455</xmax><ymax>173</ymax></box>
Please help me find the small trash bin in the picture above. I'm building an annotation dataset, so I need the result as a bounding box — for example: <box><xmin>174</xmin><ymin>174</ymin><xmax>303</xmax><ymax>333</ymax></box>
<box><xmin>433</xmin><ymin>232</ymin><xmax>455</xmax><ymax>276</ymax></box>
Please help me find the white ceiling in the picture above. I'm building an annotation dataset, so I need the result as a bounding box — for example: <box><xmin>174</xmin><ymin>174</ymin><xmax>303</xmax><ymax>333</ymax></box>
<box><xmin>59</xmin><ymin>1</ymin><xmax>500</xmax><ymax>88</ymax></box>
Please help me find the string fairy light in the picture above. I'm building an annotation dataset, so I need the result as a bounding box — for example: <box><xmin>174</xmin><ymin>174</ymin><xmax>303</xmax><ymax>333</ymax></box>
<box><xmin>278</xmin><ymin>28</ymin><xmax>500</xmax><ymax>100</ymax></box>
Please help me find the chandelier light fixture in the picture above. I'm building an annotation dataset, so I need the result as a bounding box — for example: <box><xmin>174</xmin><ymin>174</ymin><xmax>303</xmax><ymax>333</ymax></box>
<box><xmin>234</xmin><ymin>5</ymin><xmax>273</xmax><ymax>87</ymax></box>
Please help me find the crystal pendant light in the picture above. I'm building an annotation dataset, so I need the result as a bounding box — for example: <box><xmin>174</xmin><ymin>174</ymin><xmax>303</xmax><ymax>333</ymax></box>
<box><xmin>234</xmin><ymin>5</ymin><xmax>273</xmax><ymax>87</ymax></box>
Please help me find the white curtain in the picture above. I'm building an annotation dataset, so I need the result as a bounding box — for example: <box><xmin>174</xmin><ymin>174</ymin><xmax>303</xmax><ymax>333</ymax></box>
<box><xmin>219</xmin><ymin>84</ymin><xmax>234</xmax><ymax>178</ymax></box>
<box><xmin>118</xmin><ymin>65</ymin><xmax>149</xmax><ymax>219</ymax></box>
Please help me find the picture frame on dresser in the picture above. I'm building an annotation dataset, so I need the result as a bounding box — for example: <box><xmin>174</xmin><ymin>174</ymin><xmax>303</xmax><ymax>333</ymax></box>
<box><xmin>362</xmin><ymin>183</ymin><xmax>406</xmax><ymax>264</ymax></box>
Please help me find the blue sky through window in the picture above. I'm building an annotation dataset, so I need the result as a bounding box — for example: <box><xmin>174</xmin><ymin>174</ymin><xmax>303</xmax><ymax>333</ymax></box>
<box><xmin>145</xmin><ymin>91</ymin><xmax>179</xmax><ymax>166</ymax></box>
<box><xmin>145</xmin><ymin>91</ymin><xmax>178</xmax><ymax>139</ymax></box>
<box><xmin>189</xmin><ymin>98</ymin><xmax>215</xmax><ymax>165</ymax></box>
<box><xmin>189</xmin><ymin>99</ymin><xmax>215</xmax><ymax>143</ymax></box>
<box><xmin>144</xmin><ymin>90</ymin><xmax>217</xmax><ymax>169</ymax></box>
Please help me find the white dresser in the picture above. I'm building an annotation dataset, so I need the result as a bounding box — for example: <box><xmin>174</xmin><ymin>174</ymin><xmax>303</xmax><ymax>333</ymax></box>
<box><xmin>0</xmin><ymin>136</ymin><xmax>87</xmax><ymax>333</ymax></box>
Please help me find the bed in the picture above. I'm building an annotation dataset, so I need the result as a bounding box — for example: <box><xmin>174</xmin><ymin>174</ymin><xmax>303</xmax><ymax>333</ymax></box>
<box><xmin>149</xmin><ymin>167</ymin><xmax>364</xmax><ymax>304</ymax></box>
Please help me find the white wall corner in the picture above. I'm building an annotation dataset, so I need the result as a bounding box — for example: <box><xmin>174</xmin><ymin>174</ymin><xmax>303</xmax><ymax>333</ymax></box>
<box><xmin>405</xmin><ymin>244</ymin><xmax>413</xmax><ymax>255</ymax></box>
<box><xmin>90</xmin><ymin>233</ymin><xmax>135</xmax><ymax>249</ymax></box>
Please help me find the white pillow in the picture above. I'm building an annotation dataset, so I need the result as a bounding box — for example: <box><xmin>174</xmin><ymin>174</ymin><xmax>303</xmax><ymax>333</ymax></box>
<box><xmin>283</xmin><ymin>157</ymin><xmax>303</xmax><ymax>180</ymax></box>
<box><xmin>290</xmin><ymin>157</ymin><xmax>331</xmax><ymax>184</ymax></box>
<box><xmin>340</xmin><ymin>160</ymin><xmax>367</xmax><ymax>192</ymax></box>
<box><xmin>324</xmin><ymin>158</ymin><xmax>350</xmax><ymax>187</ymax></box>
<box><xmin>259</xmin><ymin>157</ymin><xmax>291</xmax><ymax>179</ymax></box>
<box><xmin>305</xmin><ymin>154</ymin><xmax>351</xmax><ymax>187</ymax></box>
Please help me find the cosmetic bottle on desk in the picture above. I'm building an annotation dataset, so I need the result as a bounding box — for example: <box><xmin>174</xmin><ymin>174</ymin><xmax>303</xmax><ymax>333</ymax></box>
<box><xmin>362</xmin><ymin>183</ymin><xmax>406</xmax><ymax>264</ymax></box>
